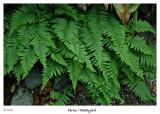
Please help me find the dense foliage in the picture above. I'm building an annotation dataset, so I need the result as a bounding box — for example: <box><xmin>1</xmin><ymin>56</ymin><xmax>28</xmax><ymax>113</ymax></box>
<box><xmin>4</xmin><ymin>4</ymin><xmax>156</xmax><ymax>105</ymax></box>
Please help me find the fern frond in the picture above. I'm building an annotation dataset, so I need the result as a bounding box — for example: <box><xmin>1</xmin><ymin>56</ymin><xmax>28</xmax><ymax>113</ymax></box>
<box><xmin>121</xmin><ymin>66</ymin><xmax>134</xmax><ymax>82</ymax></box>
<box><xmin>80</xmin><ymin>26</ymin><xmax>102</xmax><ymax>67</ymax></box>
<box><xmin>128</xmin><ymin>19</ymin><xmax>155</xmax><ymax>33</ymax></box>
<box><xmin>30</xmin><ymin>22</ymin><xmax>53</xmax><ymax>68</ymax></box>
<box><xmin>13</xmin><ymin>63</ymin><xmax>23</xmax><ymax>84</ymax></box>
<box><xmin>19</xmin><ymin>47</ymin><xmax>37</xmax><ymax>79</ymax></box>
<box><xmin>81</xmin><ymin>6</ymin><xmax>109</xmax><ymax>68</ymax></box>
<box><xmin>103</xmin><ymin>36</ymin><xmax>115</xmax><ymax>51</ymax></box>
<box><xmin>58</xmin><ymin>42</ymin><xmax>76</xmax><ymax>59</ymax></box>
<box><xmin>51</xmin><ymin>51</ymin><xmax>67</xmax><ymax>67</ymax></box>
<box><xmin>88</xmin><ymin>5</ymin><xmax>107</xmax><ymax>34</ymax></box>
<box><xmin>53</xmin><ymin>18</ymin><xmax>94</xmax><ymax>71</ymax></box>
<box><xmin>79</xmin><ymin>68</ymin><xmax>98</xmax><ymax>87</ymax></box>
<box><xmin>54</xmin><ymin>4</ymin><xmax>78</xmax><ymax>21</ymax></box>
<box><xmin>50</xmin><ymin>91</ymin><xmax>70</xmax><ymax>105</ymax></box>
<box><xmin>102</xmin><ymin>60</ymin><xmax>120</xmax><ymax>88</ymax></box>
<box><xmin>17</xmin><ymin>26</ymin><xmax>32</xmax><ymax>46</ymax></box>
<box><xmin>80</xmin><ymin>67</ymin><xmax>121</xmax><ymax>105</ymax></box>
<box><xmin>98</xmin><ymin>82</ymin><xmax>122</xmax><ymax>104</ymax></box>
<box><xmin>10</xmin><ymin>5</ymin><xmax>36</xmax><ymax>32</ymax></box>
<box><xmin>126</xmin><ymin>36</ymin><xmax>151</xmax><ymax>55</ymax></box>
<box><xmin>122</xmin><ymin>79</ymin><xmax>154</xmax><ymax>102</ymax></box>
<box><xmin>67</xmin><ymin>61</ymin><xmax>82</xmax><ymax>90</ymax></box>
<box><xmin>42</xmin><ymin>59</ymin><xmax>66</xmax><ymax>89</ymax></box>
<box><xmin>140</xmin><ymin>45</ymin><xmax>156</xmax><ymax>70</ymax></box>
<box><xmin>53</xmin><ymin>18</ymin><xmax>79</xmax><ymax>53</ymax></box>
<box><xmin>105</xmin><ymin>15</ymin><xmax>144</xmax><ymax>79</ymax></box>
<box><xmin>4</xmin><ymin>33</ymin><xmax>21</xmax><ymax>73</ymax></box>
<box><xmin>140</xmin><ymin>54</ymin><xmax>156</xmax><ymax>69</ymax></box>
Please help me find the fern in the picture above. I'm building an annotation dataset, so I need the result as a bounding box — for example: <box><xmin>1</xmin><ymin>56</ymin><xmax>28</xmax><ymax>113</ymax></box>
<box><xmin>10</xmin><ymin>5</ymin><xmax>36</xmax><ymax>33</ymax></box>
<box><xmin>4</xmin><ymin>33</ymin><xmax>21</xmax><ymax>73</ymax></box>
<box><xmin>82</xmin><ymin>6</ymin><xmax>109</xmax><ymax>69</ymax></box>
<box><xmin>54</xmin><ymin>4</ymin><xmax>78</xmax><ymax>21</ymax></box>
<box><xmin>19</xmin><ymin>47</ymin><xmax>37</xmax><ymax>79</ymax></box>
<box><xmin>128</xmin><ymin>19</ymin><xmax>155</xmax><ymax>33</ymax></box>
<box><xmin>29</xmin><ymin>22</ymin><xmax>53</xmax><ymax>68</ymax></box>
<box><xmin>4</xmin><ymin>4</ymin><xmax>156</xmax><ymax>105</ymax></box>
<box><xmin>139</xmin><ymin>46</ymin><xmax>156</xmax><ymax>69</ymax></box>
<box><xmin>50</xmin><ymin>91</ymin><xmax>70</xmax><ymax>105</ymax></box>
<box><xmin>126</xmin><ymin>36</ymin><xmax>151</xmax><ymax>55</ymax></box>
<box><xmin>13</xmin><ymin>63</ymin><xmax>24</xmax><ymax>83</ymax></box>
<box><xmin>42</xmin><ymin>59</ymin><xmax>66</xmax><ymax>89</ymax></box>
<box><xmin>122</xmin><ymin>78</ymin><xmax>154</xmax><ymax>102</ymax></box>
<box><xmin>51</xmin><ymin>51</ymin><xmax>67</xmax><ymax>67</ymax></box>
<box><xmin>58</xmin><ymin>42</ymin><xmax>76</xmax><ymax>59</ymax></box>
<box><xmin>104</xmin><ymin>15</ymin><xmax>144</xmax><ymax>79</ymax></box>
<box><xmin>53</xmin><ymin>18</ymin><xmax>94</xmax><ymax>71</ymax></box>
<box><xmin>102</xmin><ymin>60</ymin><xmax>120</xmax><ymax>88</ymax></box>
<box><xmin>67</xmin><ymin>61</ymin><xmax>82</xmax><ymax>90</ymax></box>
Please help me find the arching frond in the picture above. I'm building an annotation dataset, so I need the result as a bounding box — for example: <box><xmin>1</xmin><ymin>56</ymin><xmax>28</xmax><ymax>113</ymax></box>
<box><xmin>128</xmin><ymin>19</ymin><xmax>155</xmax><ymax>33</ymax></box>
<box><xmin>54</xmin><ymin>4</ymin><xmax>78</xmax><ymax>21</ymax></box>
<box><xmin>67</xmin><ymin>61</ymin><xmax>82</xmax><ymax>90</ymax></box>
<box><xmin>122</xmin><ymin>78</ymin><xmax>155</xmax><ymax>102</ymax></box>
<box><xmin>104</xmin><ymin>15</ymin><xmax>144</xmax><ymax>79</ymax></box>
<box><xmin>30</xmin><ymin>22</ymin><xmax>53</xmax><ymax>68</ymax></box>
<box><xmin>53</xmin><ymin>18</ymin><xmax>94</xmax><ymax>71</ymax></box>
<box><xmin>126</xmin><ymin>36</ymin><xmax>151</xmax><ymax>55</ymax></box>
<box><xmin>19</xmin><ymin>47</ymin><xmax>37</xmax><ymax>79</ymax></box>
<box><xmin>42</xmin><ymin>59</ymin><xmax>66</xmax><ymax>90</ymax></box>
<box><xmin>10</xmin><ymin>5</ymin><xmax>36</xmax><ymax>32</ymax></box>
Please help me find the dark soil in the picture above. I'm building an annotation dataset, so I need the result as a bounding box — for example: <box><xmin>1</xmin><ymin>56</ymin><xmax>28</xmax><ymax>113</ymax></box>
<box><xmin>4</xmin><ymin>75</ymin><xmax>16</xmax><ymax>105</ymax></box>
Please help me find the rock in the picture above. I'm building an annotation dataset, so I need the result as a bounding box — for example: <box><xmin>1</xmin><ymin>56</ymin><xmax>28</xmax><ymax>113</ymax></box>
<box><xmin>25</xmin><ymin>67</ymin><xmax>42</xmax><ymax>89</ymax></box>
<box><xmin>11</xmin><ymin>87</ymin><xmax>33</xmax><ymax>105</ymax></box>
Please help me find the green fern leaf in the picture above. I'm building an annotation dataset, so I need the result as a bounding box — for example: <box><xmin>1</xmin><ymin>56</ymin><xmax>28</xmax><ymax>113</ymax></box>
<box><xmin>102</xmin><ymin>60</ymin><xmax>120</xmax><ymax>88</ymax></box>
<box><xmin>103</xmin><ymin>36</ymin><xmax>115</xmax><ymax>51</ymax></box>
<box><xmin>81</xmin><ymin>6</ymin><xmax>109</xmax><ymax>68</ymax></box>
<box><xmin>31</xmin><ymin>39</ymin><xmax>48</xmax><ymax>68</ymax></box>
<box><xmin>80</xmin><ymin>26</ymin><xmax>102</xmax><ymax>67</ymax></box>
<box><xmin>80</xmin><ymin>25</ymin><xmax>110</xmax><ymax>70</ymax></box>
<box><xmin>79</xmin><ymin>68</ymin><xmax>98</xmax><ymax>86</ymax></box>
<box><xmin>13</xmin><ymin>63</ymin><xmax>23</xmax><ymax>84</ymax></box>
<box><xmin>53</xmin><ymin>18</ymin><xmax>94</xmax><ymax>71</ymax></box>
<box><xmin>58</xmin><ymin>42</ymin><xmax>76</xmax><ymax>59</ymax></box>
<box><xmin>128</xmin><ymin>19</ymin><xmax>155</xmax><ymax>33</ymax></box>
<box><xmin>51</xmin><ymin>51</ymin><xmax>67</xmax><ymax>67</ymax></box>
<box><xmin>121</xmin><ymin>66</ymin><xmax>134</xmax><ymax>82</ymax></box>
<box><xmin>42</xmin><ymin>59</ymin><xmax>66</xmax><ymax>89</ymax></box>
<box><xmin>4</xmin><ymin>33</ymin><xmax>21</xmax><ymax>73</ymax></box>
<box><xmin>67</xmin><ymin>61</ymin><xmax>82</xmax><ymax>90</ymax></box>
<box><xmin>10</xmin><ymin>5</ymin><xmax>36</xmax><ymax>32</ymax></box>
<box><xmin>30</xmin><ymin>22</ymin><xmax>53</xmax><ymax>68</ymax></box>
<box><xmin>104</xmin><ymin>15</ymin><xmax>144</xmax><ymax>79</ymax></box>
<box><xmin>140</xmin><ymin>46</ymin><xmax>156</xmax><ymax>69</ymax></box>
<box><xmin>140</xmin><ymin>54</ymin><xmax>156</xmax><ymax>70</ymax></box>
<box><xmin>54</xmin><ymin>4</ymin><xmax>78</xmax><ymax>21</ymax></box>
<box><xmin>126</xmin><ymin>36</ymin><xmax>151</xmax><ymax>54</ymax></box>
<box><xmin>123</xmin><ymin>79</ymin><xmax>154</xmax><ymax>102</ymax></box>
<box><xmin>50</xmin><ymin>91</ymin><xmax>70</xmax><ymax>105</ymax></box>
<box><xmin>19</xmin><ymin>47</ymin><xmax>37</xmax><ymax>79</ymax></box>
<box><xmin>88</xmin><ymin>5</ymin><xmax>107</xmax><ymax>34</ymax></box>
<box><xmin>17</xmin><ymin>25</ymin><xmax>39</xmax><ymax>47</ymax></box>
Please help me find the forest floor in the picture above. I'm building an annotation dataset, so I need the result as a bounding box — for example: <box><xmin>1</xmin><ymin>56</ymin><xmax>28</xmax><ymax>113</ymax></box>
<box><xmin>4</xmin><ymin>75</ymin><xmax>156</xmax><ymax>105</ymax></box>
